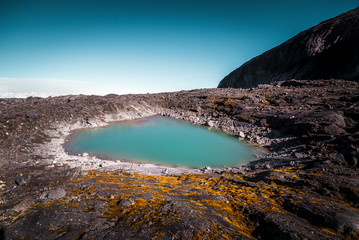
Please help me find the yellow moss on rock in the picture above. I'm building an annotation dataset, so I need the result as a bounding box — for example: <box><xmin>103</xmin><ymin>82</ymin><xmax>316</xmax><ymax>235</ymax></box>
<box><xmin>32</xmin><ymin>168</ymin><xmax>347</xmax><ymax>238</ymax></box>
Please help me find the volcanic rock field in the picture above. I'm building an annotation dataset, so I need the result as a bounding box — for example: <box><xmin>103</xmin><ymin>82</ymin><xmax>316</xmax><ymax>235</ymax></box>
<box><xmin>1</xmin><ymin>79</ymin><xmax>358</xmax><ymax>239</ymax></box>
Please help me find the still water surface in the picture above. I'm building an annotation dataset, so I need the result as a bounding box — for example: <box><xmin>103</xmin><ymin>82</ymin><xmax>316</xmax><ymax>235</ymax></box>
<box><xmin>65</xmin><ymin>116</ymin><xmax>255</xmax><ymax>168</ymax></box>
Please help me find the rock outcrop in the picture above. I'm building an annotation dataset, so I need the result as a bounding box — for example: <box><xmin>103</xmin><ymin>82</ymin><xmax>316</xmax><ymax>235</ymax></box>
<box><xmin>218</xmin><ymin>7</ymin><xmax>359</xmax><ymax>89</ymax></box>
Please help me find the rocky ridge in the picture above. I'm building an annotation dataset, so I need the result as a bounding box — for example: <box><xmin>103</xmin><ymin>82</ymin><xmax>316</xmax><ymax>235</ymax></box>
<box><xmin>218</xmin><ymin>7</ymin><xmax>359</xmax><ymax>89</ymax></box>
<box><xmin>0</xmin><ymin>80</ymin><xmax>358</xmax><ymax>239</ymax></box>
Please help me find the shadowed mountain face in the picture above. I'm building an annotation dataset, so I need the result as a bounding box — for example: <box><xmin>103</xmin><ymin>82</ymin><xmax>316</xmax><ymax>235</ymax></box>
<box><xmin>218</xmin><ymin>7</ymin><xmax>359</xmax><ymax>89</ymax></box>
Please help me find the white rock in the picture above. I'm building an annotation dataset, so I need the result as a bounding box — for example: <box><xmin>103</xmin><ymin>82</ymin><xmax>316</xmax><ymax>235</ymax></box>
<box><xmin>239</xmin><ymin>131</ymin><xmax>245</xmax><ymax>138</ymax></box>
<box><xmin>208</xmin><ymin>120</ymin><xmax>215</xmax><ymax>127</ymax></box>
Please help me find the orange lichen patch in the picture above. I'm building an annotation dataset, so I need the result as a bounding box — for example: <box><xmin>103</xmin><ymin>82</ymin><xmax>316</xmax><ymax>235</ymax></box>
<box><xmin>193</xmin><ymin>229</ymin><xmax>208</xmax><ymax>240</ymax></box>
<box><xmin>2</xmin><ymin>212</ymin><xmax>26</xmax><ymax>227</ymax></box>
<box><xmin>32</xmin><ymin>168</ymin><xmax>346</xmax><ymax>238</ymax></box>
<box><xmin>272</xmin><ymin>167</ymin><xmax>298</xmax><ymax>172</ymax></box>
<box><xmin>57</xmin><ymin>228</ymin><xmax>75</xmax><ymax>234</ymax></box>
<box><xmin>151</xmin><ymin>231</ymin><xmax>165</xmax><ymax>238</ymax></box>
<box><xmin>75</xmin><ymin>231</ymin><xmax>85</xmax><ymax>240</ymax></box>
<box><xmin>321</xmin><ymin>228</ymin><xmax>346</xmax><ymax>238</ymax></box>
<box><xmin>82</xmin><ymin>205</ymin><xmax>97</xmax><ymax>212</ymax></box>
<box><xmin>271</xmin><ymin>167</ymin><xmax>306</xmax><ymax>180</ymax></box>
<box><xmin>64</xmin><ymin>171</ymin><xmax>259</xmax><ymax>236</ymax></box>
<box><xmin>208</xmin><ymin>96</ymin><xmax>245</xmax><ymax>116</ymax></box>
<box><xmin>221</xmin><ymin>233</ymin><xmax>232</xmax><ymax>240</ymax></box>
<box><xmin>38</xmin><ymin>198</ymin><xmax>80</xmax><ymax>210</ymax></box>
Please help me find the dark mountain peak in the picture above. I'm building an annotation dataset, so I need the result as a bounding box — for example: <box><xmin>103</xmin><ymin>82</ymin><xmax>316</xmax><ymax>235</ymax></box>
<box><xmin>218</xmin><ymin>7</ymin><xmax>359</xmax><ymax>88</ymax></box>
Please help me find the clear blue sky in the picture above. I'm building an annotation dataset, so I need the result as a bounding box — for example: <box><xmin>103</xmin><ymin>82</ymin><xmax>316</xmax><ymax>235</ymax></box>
<box><xmin>0</xmin><ymin>0</ymin><xmax>358</xmax><ymax>97</ymax></box>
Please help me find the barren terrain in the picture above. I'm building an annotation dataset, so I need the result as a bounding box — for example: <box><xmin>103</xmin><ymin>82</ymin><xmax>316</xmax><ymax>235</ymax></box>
<box><xmin>0</xmin><ymin>80</ymin><xmax>358</xmax><ymax>239</ymax></box>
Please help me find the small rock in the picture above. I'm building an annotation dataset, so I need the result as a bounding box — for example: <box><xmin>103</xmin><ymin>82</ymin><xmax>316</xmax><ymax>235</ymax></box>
<box><xmin>352</xmin><ymin>157</ymin><xmax>358</xmax><ymax>166</ymax></box>
<box><xmin>202</xmin><ymin>166</ymin><xmax>212</xmax><ymax>173</ymax></box>
<box><xmin>265</xmin><ymin>163</ymin><xmax>272</xmax><ymax>169</ymax></box>
<box><xmin>256</xmin><ymin>138</ymin><xmax>267</xmax><ymax>146</ymax></box>
<box><xmin>117</xmin><ymin>199</ymin><xmax>133</xmax><ymax>207</ymax></box>
<box><xmin>322</xmin><ymin>124</ymin><xmax>346</xmax><ymax>136</ymax></box>
<box><xmin>323</xmin><ymin>160</ymin><xmax>331</xmax><ymax>164</ymax></box>
<box><xmin>18</xmin><ymin>147</ymin><xmax>28</xmax><ymax>153</ymax></box>
<box><xmin>329</xmin><ymin>153</ymin><xmax>346</xmax><ymax>165</ymax></box>
<box><xmin>82</xmin><ymin>152</ymin><xmax>89</xmax><ymax>157</ymax></box>
<box><xmin>239</xmin><ymin>131</ymin><xmax>245</xmax><ymax>138</ymax></box>
<box><xmin>15</xmin><ymin>176</ymin><xmax>27</xmax><ymax>186</ymax></box>
<box><xmin>207</xmin><ymin>120</ymin><xmax>216</xmax><ymax>127</ymax></box>
<box><xmin>128</xmin><ymin>196</ymin><xmax>136</xmax><ymax>204</ymax></box>
<box><xmin>47</xmin><ymin>188</ymin><xmax>66</xmax><ymax>199</ymax></box>
<box><xmin>26</xmin><ymin>112</ymin><xmax>39</xmax><ymax>119</ymax></box>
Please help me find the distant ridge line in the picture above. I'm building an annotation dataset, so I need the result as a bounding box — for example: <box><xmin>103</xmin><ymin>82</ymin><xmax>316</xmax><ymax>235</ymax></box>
<box><xmin>218</xmin><ymin>7</ymin><xmax>359</xmax><ymax>88</ymax></box>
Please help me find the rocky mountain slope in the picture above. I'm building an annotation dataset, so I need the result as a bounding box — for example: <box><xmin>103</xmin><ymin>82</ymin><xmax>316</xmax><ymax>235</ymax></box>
<box><xmin>218</xmin><ymin>7</ymin><xmax>359</xmax><ymax>89</ymax></box>
<box><xmin>0</xmin><ymin>80</ymin><xmax>358</xmax><ymax>239</ymax></box>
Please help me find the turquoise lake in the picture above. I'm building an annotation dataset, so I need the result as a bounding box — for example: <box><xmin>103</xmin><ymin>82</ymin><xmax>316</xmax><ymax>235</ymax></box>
<box><xmin>65</xmin><ymin>116</ymin><xmax>256</xmax><ymax>168</ymax></box>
